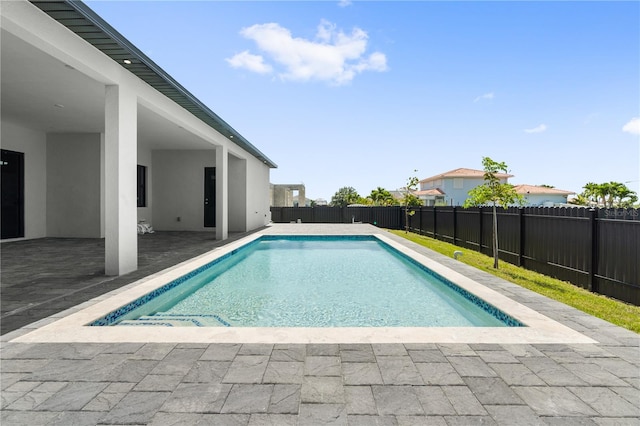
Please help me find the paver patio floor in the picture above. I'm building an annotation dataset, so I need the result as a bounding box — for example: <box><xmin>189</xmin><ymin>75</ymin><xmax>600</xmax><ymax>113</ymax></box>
<box><xmin>1</xmin><ymin>224</ymin><xmax>638</xmax><ymax>425</ymax></box>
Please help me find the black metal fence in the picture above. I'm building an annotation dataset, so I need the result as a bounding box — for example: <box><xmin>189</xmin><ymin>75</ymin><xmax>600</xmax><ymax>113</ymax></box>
<box><xmin>270</xmin><ymin>206</ymin><xmax>640</xmax><ymax>305</ymax></box>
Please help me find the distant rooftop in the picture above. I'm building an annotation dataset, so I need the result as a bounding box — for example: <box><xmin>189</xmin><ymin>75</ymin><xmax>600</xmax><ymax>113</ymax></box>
<box><xmin>513</xmin><ymin>184</ymin><xmax>574</xmax><ymax>195</ymax></box>
<box><xmin>420</xmin><ymin>168</ymin><xmax>513</xmax><ymax>183</ymax></box>
<box><xmin>414</xmin><ymin>189</ymin><xmax>445</xmax><ymax>196</ymax></box>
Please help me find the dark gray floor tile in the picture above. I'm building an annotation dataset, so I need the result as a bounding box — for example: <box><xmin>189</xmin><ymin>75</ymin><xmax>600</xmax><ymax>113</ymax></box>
<box><xmin>463</xmin><ymin>377</ymin><xmax>524</xmax><ymax>405</ymax></box>
<box><xmin>262</xmin><ymin>361</ymin><xmax>303</xmax><ymax>384</ymax></box>
<box><xmin>221</xmin><ymin>384</ymin><xmax>273</xmax><ymax>414</ymax></box>
<box><xmin>376</xmin><ymin>356</ymin><xmax>423</xmax><ymax>385</ymax></box>
<box><xmin>301</xmin><ymin>376</ymin><xmax>344</xmax><ymax>404</ymax></box>
<box><xmin>248</xmin><ymin>413</ymin><xmax>297</xmax><ymax>425</ymax></box>
<box><xmin>371</xmin><ymin>385</ymin><xmax>424</xmax><ymax>416</ymax></box>
<box><xmin>98</xmin><ymin>391</ymin><xmax>171</xmax><ymax>424</ymax></box>
<box><xmin>567</xmin><ymin>386</ymin><xmax>640</xmax><ymax>417</ymax></box>
<box><xmin>304</xmin><ymin>355</ymin><xmax>341</xmax><ymax>376</ymax></box>
<box><xmin>160</xmin><ymin>383</ymin><xmax>232</xmax><ymax>413</ymax></box>
<box><xmin>512</xmin><ymin>387</ymin><xmax>598</xmax><ymax>417</ymax></box>
<box><xmin>268</xmin><ymin>384</ymin><xmax>300</xmax><ymax>414</ymax></box>
<box><xmin>200</xmin><ymin>344</ymin><xmax>242</xmax><ymax>361</ymax></box>
<box><xmin>298</xmin><ymin>403</ymin><xmax>347</xmax><ymax>425</ymax></box>
<box><xmin>34</xmin><ymin>381</ymin><xmax>107</xmax><ymax>411</ymax></box>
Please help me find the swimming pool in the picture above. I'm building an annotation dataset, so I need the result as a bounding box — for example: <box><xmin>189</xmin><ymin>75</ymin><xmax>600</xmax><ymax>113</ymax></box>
<box><xmin>11</xmin><ymin>225</ymin><xmax>596</xmax><ymax>344</ymax></box>
<box><xmin>90</xmin><ymin>236</ymin><xmax>523</xmax><ymax>328</ymax></box>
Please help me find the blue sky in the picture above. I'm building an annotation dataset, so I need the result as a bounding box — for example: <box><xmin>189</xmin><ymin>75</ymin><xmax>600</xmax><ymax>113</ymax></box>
<box><xmin>87</xmin><ymin>0</ymin><xmax>640</xmax><ymax>202</ymax></box>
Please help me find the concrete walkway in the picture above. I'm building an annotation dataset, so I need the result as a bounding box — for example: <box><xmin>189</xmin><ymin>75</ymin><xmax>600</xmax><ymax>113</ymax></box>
<box><xmin>1</xmin><ymin>225</ymin><xmax>638</xmax><ymax>425</ymax></box>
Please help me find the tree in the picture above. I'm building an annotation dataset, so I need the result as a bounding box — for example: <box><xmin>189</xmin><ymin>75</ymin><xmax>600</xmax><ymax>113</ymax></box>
<box><xmin>403</xmin><ymin>171</ymin><xmax>420</xmax><ymax>233</ymax></box>
<box><xmin>576</xmin><ymin>181</ymin><xmax>637</xmax><ymax>208</ymax></box>
<box><xmin>330</xmin><ymin>186</ymin><xmax>360</xmax><ymax>207</ymax></box>
<box><xmin>464</xmin><ymin>157</ymin><xmax>524</xmax><ymax>269</ymax></box>
<box><xmin>568</xmin><ymin>193</ymin><xmax>590</xmax><ymax>206</ymax></box>
<box><xmin>369</xmin><ymin>187</ymin><xmax>396</xmax><ymax>206</ymax></box>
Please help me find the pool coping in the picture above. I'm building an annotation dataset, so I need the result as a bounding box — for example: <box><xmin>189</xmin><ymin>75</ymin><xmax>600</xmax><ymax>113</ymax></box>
<box><xmin>10</xmin><ymin>225</ymin><xmax>596</xmax><ymax>345</ymax></box>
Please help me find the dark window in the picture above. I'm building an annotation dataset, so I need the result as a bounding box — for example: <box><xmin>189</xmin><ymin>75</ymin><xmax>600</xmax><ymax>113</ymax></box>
<box><xmin>137</xmin><ymin>165</ymin><xmax>146</xmax><ymax>207</ymax></box>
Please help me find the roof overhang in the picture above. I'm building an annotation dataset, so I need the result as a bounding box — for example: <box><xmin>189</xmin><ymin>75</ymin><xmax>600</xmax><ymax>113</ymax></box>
<box><xmin>29</xmin><ymin>0</ymin><xmax>277</xmax><ymax>168</ymax></box>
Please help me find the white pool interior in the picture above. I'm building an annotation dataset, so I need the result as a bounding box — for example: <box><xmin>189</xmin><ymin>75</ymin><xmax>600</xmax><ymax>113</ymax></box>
<box><xmin>91</xmin><ymin>236</ymin><xmax>522</xmax><ymax>328</ymax></box>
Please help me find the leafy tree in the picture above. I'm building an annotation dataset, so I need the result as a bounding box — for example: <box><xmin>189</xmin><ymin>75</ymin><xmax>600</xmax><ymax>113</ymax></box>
<box><xmin>568</xmin><ymin>193</ymin><xmax>590</xmax><ymax>206</ymax></box>
<box><xmin>614</xmin><ymin>185</ymin><xmax>638</xmax><ymax>208</ymax></box>
<box><xmin>369</xmin><ymin>187</ymin><xmax>396</xmax><ymax>206</ymax></box>
<box><xmin>464</xmin><ymin>157</ymin><xmax>524</xmax><ymax>269</ymax></box>
<box><xmin>403</xmin><ymin>171</ymin><xmax>420</xmax><ymax>233</ymax></box>
<box><xmin>355</xmin><ymin>196</ymin><xmax>373</xmax><ymax>206</ymax></box>
<box><xmin>330</xmin><ymin>186</ymin><xmax>360</xmax><ymax>207</ymax></box>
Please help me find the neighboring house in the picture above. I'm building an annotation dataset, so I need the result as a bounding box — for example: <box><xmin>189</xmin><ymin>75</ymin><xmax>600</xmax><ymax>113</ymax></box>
<box><xmin>1</xmin><ymin>0</ymin><xmax>276</xmax><ymax>275</ymax></box>
<box><xmin>270</xmin><ymin>184</ymin><xmax>306</xmax><ymax>207</ymax></box>
<box><xmin>418</xmin><ymin>168</ymin><xmax>513</xmax><ymax>206</ymax></box>
<box><xmin>514</xmin><ymin>185</ymin><xmax>575</xmax><ymax>206</ymax></box>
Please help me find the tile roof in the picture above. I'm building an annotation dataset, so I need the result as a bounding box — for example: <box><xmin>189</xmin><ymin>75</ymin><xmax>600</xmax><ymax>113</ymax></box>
<box><xmin>415</xmin><ymin>189</ymin><xmax>445</xmax><ymax>196</ymax></box>
<box><xmin>419</xmin><ymin>168</ymin><xmax>513</xmax><ymax>183</ymax></box>
<box><xmin>513</xmin><ymin>184</ymin><xmax>575</xmax><ymax>195</ymax></box>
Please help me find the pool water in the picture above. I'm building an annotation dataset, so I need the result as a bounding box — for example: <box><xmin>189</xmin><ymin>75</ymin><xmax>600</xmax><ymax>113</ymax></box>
<box><xmin>93</xmin><ymin>236</ymin><xmax>522</xmax><ymax>327</ymax></box>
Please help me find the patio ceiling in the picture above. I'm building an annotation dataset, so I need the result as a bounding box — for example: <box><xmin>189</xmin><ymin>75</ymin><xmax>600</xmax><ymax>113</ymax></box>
<box><xmin>2</xmin><ymin>0</ymin><xmax>277</xmax><ymax>164</ymax></box>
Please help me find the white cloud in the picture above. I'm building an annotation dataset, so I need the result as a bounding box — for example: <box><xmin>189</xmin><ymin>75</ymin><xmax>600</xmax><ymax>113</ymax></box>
<box><xmin>622</xmin><ymin>117</ymin><xmax>640</xmax><ymax>135</ymax></box>
<box><xmin>225</xmin><ymin>50</ymin><xmax>273</xmax><ymax>74</ymax></box>
<box><xmin>226</xmin><ymin>20</ymin><xmax>387</xmax><ymax>85</ymax></box>
<box><xmin>338</xmin><ymin>0</ymin><xmax>353</xmax><ymax>7</ymax></box>
<box><xmin>474</xmin><ymin>92</ymin><xmax>494</xmax><ymax>102</ymax></box>
<box><xmin>524</xmin><ymin>124</ymin><xmax>547</xmax><ymax>134</ymax></box>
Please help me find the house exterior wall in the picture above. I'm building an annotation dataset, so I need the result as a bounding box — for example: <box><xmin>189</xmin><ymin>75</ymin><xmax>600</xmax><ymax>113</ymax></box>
<box><xmin>439</xmin><ymin>177</ymin><xmax>483</xmax><ymax>206</ymax></box>
<box><xmin>0</xmin><ymin>120</ymin><xmax>47</xmax><ymax>239</ymax></box>
<box><xmin>228</xmin><ymin>155</ymin><xmax>246</xmax><ymax>232</ymax></box>
<box><xmin>137</xmin><ymin>146</ymin><xmax>153</xmax><ymax>225</ymax></box>
<box><xmin>152</xmin><ymin>150</ymin><xmax>216</xmax><ymax>231</ymax></box>
<box><xmin>421</xmin><ymin>176</ymin><xmax>511</xmax><ymax>206</ymax></box>
<box><xmin>245</xmin><ymin>155</ymin><xmax>272</xmax><ymax>229</ymax></box>
<box><xmin>521</xmin><ymin>193</ymin><xmax>569</xmax><ymax>206</ymax></box>
<box><xmin>46</xmin><ymin>133</ymin><xmax>102</xmax><ymax>238</ymax></box>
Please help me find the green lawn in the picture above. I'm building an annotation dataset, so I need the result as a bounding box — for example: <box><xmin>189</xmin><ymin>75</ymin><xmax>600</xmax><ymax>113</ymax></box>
<box><xmin>388</xmin><ymin>229</ymin><xmax>640</xmax><ymax>334</ymax></box>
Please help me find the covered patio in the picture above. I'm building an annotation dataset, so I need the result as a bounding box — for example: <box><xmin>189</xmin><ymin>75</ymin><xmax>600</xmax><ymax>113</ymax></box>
<box><xmin>1</xmin><ymin>0</ymin><xmax>275</xmax><ymax>278</ymax></box>
<box><xmin>0</xmin><ymin>230</ymin><xmax>262</xmax><ymax>335</ymax></box>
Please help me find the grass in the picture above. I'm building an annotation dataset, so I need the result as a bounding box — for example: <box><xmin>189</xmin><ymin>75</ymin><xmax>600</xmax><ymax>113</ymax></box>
<box><xmin>388</xmin><ymin>229</ymin><xmax>640</xmax><ymax>334</ymax></box>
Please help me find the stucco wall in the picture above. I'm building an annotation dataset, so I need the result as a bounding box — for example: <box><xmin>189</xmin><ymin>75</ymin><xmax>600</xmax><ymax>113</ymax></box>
<box><xmin>152</xmin><ymin>150</ymin><xmax>216</xmax><ymax>231</ymax></box>
<box><xmin>0</xmin><ymin>120</ymin><xmax>47</xmax><ymax>239</ymax></box>
<box><xmin>228</xmin><ymin>155</ymin><xmax>246</xmax><ymax>232</ymax></box>
<box><xmin>246</xmin><ymin>155</ymin><xmax>271</xmax><ymax>229</ymax></box>
<box><xmin>137</xmin><ymin>146</ymin><xmax>153</xmax><ymax>225</ymax></box>
<box><xmin>521</xmin><ymin>193</ymin><xmax>568</xmax><ymax>206</ymax></box>
<box><xmin>46</xmin><ymin>133</ymin><xmax>102</xmax><ymax>237</ymax></box>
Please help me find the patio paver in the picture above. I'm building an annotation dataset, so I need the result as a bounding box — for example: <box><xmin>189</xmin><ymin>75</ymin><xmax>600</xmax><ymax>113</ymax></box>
<box><xmin>1</xmin><ymin>225</ymin><xmax>638</xmax><ymax>425</ymax></box>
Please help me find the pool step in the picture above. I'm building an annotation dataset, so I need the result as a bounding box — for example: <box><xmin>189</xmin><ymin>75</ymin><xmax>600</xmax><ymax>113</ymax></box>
<box><xmin>118</xmin><ymin>313</ymin><xmax>231</xmax><ymax>327</ymax></box>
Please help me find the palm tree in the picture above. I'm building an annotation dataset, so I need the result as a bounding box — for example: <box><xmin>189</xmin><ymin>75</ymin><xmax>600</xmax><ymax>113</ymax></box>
<box><xmin>370</xmin><ymin>187</ymin><xmax>395</xmax><ymax>206</ymax></box>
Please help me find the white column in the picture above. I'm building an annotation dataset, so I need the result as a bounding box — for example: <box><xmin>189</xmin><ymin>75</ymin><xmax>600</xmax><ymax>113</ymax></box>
<box><xmin>216</xmin><ymin>144</ymin><xmax>229</xmax><ymax>240</ymax></box>
<box><xmin>104</xmin><ymin>84</ymin><xmax>138</xmax><ymax>275</ymax></box>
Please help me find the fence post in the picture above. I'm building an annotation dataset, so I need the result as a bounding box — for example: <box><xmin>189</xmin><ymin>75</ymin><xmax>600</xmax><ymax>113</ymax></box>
<box><xmin>419</xmin><ymin>206</ymin><xmax>423</xmax><ymax>235</ymax></box>
<box><xmin>452</xmin><ymin>206</ymin><xmax>457</xmax><ymax>246</ymax></box>
<box><xmin>588</xmin><ymin>208</ymin><xmax>598</xmax><ymax>293</ymax></box>
<box><xmin>478</xmin><ymin>206</ymin><xmax>483</xmax><ymax>253</ymax></box>
<box><xmin>433</xmin><ymin>207</ymin><xmax>438</xmax><ymax>240</ymax></box>
<box><xmin>518</xmin><ymin>207</ymin><xmax>524</xmax><ymax>267</ymax></box>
